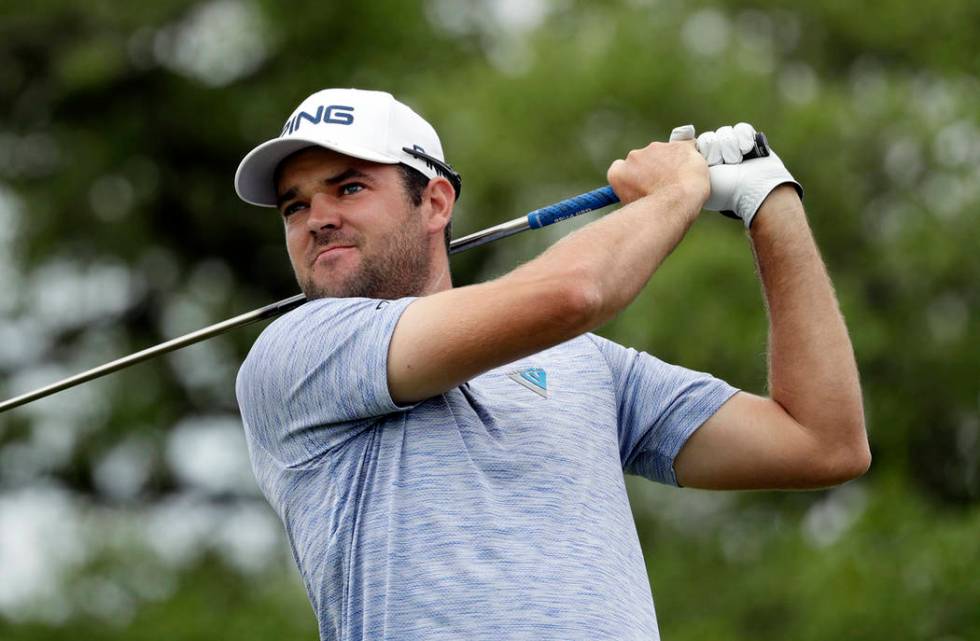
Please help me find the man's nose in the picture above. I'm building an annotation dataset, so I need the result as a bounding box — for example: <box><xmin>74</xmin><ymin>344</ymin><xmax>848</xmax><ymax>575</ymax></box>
<box><xmin>306</xmin><ymin>192</ymin><xmax>341</xmax><ymax>231</ymax></box>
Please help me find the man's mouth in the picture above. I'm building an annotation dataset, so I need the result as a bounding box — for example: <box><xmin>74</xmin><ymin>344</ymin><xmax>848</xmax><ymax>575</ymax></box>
<box><xmin>312</xmin><ymin>245</ymin><xmax>356</xmax><ymax>265</ymax></box>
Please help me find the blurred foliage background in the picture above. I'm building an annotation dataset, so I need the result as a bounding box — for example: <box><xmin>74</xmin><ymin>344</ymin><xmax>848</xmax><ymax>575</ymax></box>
<box><xmin>0</xmin><ymin>0</ymin><xmax>977</xmax><ymax>639</ymax></box>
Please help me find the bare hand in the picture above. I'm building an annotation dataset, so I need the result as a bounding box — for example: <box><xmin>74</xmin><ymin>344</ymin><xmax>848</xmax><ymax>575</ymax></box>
<box><xmin>606</xmin><ymin>139</ymin><xmax>710</xmax><ymax>208</ymax></box>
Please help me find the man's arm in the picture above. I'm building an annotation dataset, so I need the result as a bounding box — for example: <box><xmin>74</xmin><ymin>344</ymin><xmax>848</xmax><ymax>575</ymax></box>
<box><xmin>388</xmin><ymin>140</ymin><xmax>709</xmax><ymax>403</ymax></box>
<box><xmin>673</xmin><ymin>186</ymin><xmax>871</xmax><ymax>489</ymax></box>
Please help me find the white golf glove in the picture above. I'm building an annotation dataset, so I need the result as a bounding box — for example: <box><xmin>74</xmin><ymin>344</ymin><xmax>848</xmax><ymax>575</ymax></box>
<box><xmin>670</xmin><ymin>123</ymin><xmax>802</xmax><ymax>228</ymax></box>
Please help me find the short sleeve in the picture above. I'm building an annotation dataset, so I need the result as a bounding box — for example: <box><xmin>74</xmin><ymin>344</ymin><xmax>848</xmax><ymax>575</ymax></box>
<box><xmin>587</xmin><ymin>334</ymin><xmax>739</xmax><ymax>486</ymax></box>
<box><xmin>235</xmin><ymin>296</ymin><xmax>418</xmax><ymax>467</ymax></box>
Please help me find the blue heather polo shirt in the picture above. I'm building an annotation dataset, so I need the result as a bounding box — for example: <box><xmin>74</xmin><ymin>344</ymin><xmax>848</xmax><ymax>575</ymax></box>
<box><xmin>236</xmin><ymin>297</ymin><xmax>738</xmax><ymax>640</ymax></box>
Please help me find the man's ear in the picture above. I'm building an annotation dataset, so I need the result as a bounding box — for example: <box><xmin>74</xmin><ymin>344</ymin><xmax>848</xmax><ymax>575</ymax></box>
<box><xmin>422</xmin><ymin>176</ymin><xmax>455</xmax><ymax>236</ymax></box>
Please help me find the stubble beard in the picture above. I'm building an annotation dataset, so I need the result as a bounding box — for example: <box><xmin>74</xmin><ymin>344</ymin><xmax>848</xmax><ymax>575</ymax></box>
<box><xmin>297</xmin><ymin>207</ymin><xmax>433</xmax><ymax>300</ymax></box>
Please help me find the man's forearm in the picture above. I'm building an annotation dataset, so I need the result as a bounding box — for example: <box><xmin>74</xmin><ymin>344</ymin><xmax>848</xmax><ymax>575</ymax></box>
<box><xmin>511</xmin><ymin>184</ymin><xmax>703</xmax><ymax>324</ymax></box>
<box><xmin>750</xmin><ymin>186</ymin><xmax>870</xmax><ymax>467</ymax></box>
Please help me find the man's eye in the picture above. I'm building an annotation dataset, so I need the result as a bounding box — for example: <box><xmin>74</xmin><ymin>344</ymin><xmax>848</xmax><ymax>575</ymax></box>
<box><xmin>282</xmin><ymin>202</ymin><xmax>306</xmax><ymax>217</ymax></box>
<box><xmin>340</xmin><ymin>183</ymin><xmax>364</xmax><ymax>196</ymax></box>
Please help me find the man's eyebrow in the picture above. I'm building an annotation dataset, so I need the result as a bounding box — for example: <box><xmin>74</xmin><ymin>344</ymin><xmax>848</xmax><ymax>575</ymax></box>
<box><xmin>324</xmin><ymin>167</ymin><xmax>371</xmax><ymax>185</ymax></box>
<box><xmin>276</xmin><ymin>186</ymin><xmax>298</xmax><ymax>209</ymax></box>
<box><xmin>276</xmin><ymin>168</ymin><xmax>373</xmax><ymax>208</ymax></box>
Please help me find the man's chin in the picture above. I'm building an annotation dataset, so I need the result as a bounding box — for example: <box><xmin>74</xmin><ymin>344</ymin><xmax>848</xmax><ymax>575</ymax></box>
<box><xmin>296</xmin><ymin>238</ymin><xmax>432</xmax><ymax>300</ymax></box>
<box><xmin>300</xmin><ymin>280</ymin><xmax>352</xmax><ymax>300</ymax></box>
<box><xmin>299</xmin><ymin>271</ymin><xmax>374</xmax><ymax>300</ymax></box>
<box><xmin>298</xmin><ymin>261</ymin><xmax>361</xmax><ymax>299</ymax></box>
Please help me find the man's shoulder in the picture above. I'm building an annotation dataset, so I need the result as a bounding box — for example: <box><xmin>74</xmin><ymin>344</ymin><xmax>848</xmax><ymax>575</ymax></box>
<box><xmin>516</xmin><ymin>333</ymin><xmax>628</xmax><ymax>379</ymax></box>
<box><xmin>250</xmin><ymin>297</ymin><xmax>410</xmax><ymax>352</ymax></box>
<box><xmin>262</xmin><ymin>296</ymin><xmax>387</xmax><ymax>331</ymax></box>
<box><xmin>580</xmin><ymin>332</ymin><xmax>629</xmax><ymax>360</ymax></box>
<box><xmin>238</xmin><ymin>296</ymin><xmax>416</xmax><ymax>386</ymax></box>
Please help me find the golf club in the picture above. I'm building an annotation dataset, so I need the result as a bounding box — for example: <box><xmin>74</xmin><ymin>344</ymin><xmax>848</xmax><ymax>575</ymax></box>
<box><xmin>0</xmin><ymin>133</ymin><xmax>770</xmax><ymax>413</ymax></box>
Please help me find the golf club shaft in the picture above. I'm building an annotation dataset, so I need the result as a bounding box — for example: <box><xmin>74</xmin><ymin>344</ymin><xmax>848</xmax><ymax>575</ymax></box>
<box><xmin>0</xmin><ymin>132</ymin><xmax>770</xmax><ymax>413</ymax></box>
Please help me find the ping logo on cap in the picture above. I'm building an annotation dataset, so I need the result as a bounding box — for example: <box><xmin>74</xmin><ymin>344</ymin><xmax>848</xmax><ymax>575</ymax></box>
<box><xmin>281</xmin><ymin>105</ymin><xmax>355</xmax><ymax>136</ymax></box>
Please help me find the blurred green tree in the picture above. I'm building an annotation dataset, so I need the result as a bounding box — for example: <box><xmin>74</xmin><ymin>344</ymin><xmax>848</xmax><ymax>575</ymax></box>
<box><xmin>0</xmin><ymin>1</ymin><xmax>976</xmax><ymax>639</ymax></box>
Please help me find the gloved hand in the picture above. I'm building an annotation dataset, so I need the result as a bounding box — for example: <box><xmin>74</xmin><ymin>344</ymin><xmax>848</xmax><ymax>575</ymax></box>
<box><xmin>669</xmin><ymin>123</ymin><xmax>802</xmax><ymax>228</ymax></box>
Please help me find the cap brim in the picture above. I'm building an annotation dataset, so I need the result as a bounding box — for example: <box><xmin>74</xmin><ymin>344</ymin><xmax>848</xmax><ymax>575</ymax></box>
<box><xmin>234</xmin><ymin>136</ymin><xmax>399</xmax><ymax>207</ymax></box>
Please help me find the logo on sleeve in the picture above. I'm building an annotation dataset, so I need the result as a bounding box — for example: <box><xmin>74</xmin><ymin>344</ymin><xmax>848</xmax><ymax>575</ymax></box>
<box><xmin>507</xmin><ymin>367</ymin><xmax>548</xmax><ymax>398</ymax></box>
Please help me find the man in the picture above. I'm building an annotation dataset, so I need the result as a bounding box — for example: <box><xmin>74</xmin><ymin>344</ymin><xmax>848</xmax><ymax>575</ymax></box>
<box><xmin>234</xmin><ymin>88</ymin><xmax>870</xmax><ymax>640</ymax></box>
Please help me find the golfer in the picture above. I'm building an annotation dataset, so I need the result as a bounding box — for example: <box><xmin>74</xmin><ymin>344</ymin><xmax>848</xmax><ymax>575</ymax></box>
<box><xmin>234</xmin><ymin>88</ymin><xmax>870</xmax><ymax>640</ymax></box>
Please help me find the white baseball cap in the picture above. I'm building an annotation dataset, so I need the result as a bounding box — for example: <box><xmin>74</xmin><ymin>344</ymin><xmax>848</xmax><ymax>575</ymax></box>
<box><xmin>234</xmin><ymin>88</ymin><xmax>460</xmax><ymax>207</ymax></box>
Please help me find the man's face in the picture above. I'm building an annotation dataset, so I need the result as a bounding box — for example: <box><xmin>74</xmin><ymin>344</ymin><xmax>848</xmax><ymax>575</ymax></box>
<box><xmin>275</xmin><ymin>147</ymin><xmax>432</xmax><ymax>300</ymax></box>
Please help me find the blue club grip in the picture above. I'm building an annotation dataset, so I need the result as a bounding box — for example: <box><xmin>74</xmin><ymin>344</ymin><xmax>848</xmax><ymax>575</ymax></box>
<box><xmin>527</xmin><ymin>186</ymin><xmax>619</xmax><ymax>229</ymax></box>
<box><xmin>525</xmin><ymin>132</ymin><xmax>770</xmax><ymax>229</ymax></box>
